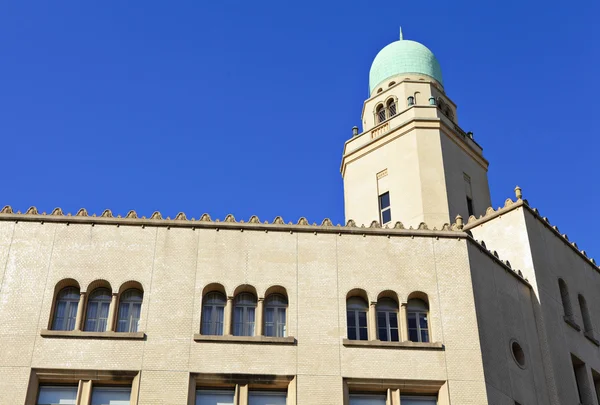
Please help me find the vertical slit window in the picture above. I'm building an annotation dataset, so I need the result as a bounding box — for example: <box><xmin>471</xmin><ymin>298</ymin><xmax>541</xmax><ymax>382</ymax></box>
<box><xmin>376</xmin><ymin>104</ymin><xmax>386</xmax><ymax>123</ymax></box>
<box><xmin>201</xmin><ymin>292</ymin><xmax>226</xmax><ymax>336</ymax></box>
<box><xmin>378</xmin><ymin>192</ymin><xmax>392</xmax><ymax>225</ymax></box>
<box><xmin>52</xmin><ymin>287</ymin><xmax>80</xmax><ymax>331</ymax></box>
<box><xmin>579</xmin><ymin>294</ymin><xmax>594</xmax><ymax>335</ymax></box>
<box><xmin>464</xmin><ymin>173</ymin><xmax>474</xmax><ymax>217</ymax></box>
<box><xmin>387</xmin><ymin>99</ymin><xmax>397</xmax><ymax>117</ymax></box>
<box><xmin>559</xmin><ymin>279</ymin><xmax>573</xmax><ymax>319</ymax></box>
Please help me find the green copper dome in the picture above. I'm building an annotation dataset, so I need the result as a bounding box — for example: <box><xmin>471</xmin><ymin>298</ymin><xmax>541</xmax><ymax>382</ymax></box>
<box><xmin>369</xmin><ymin>39</ymin><xmax>443</xmax><ymax>94</ymax></box>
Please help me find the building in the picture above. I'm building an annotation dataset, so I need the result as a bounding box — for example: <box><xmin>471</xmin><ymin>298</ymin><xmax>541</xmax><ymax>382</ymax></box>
<box><xmin>0</xmin><ymin>33</ymin><xmax>598</xmax><ymax>405</ymax></box>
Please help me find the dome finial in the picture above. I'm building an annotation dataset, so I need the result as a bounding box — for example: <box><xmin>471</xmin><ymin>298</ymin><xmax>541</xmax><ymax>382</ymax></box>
<box><xmin>399</xmin><ymin>26</ymin><xmax>404</xmax><ymax>40</ymax></box>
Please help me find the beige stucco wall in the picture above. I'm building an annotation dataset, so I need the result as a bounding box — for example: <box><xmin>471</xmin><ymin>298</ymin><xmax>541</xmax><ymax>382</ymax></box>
<box><xmin>0</xmin><ymin>219</ymin><xmax>493</xmax><ymax>404</ymax></box>
<box><xmin>468</xmin><ymin>204</ymin><xmax>600</xmax><ymax>405</ymax></box>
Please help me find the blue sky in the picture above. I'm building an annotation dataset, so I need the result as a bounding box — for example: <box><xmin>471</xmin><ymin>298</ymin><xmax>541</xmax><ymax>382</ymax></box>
<box><xmin>1</xmin><ymin>1</ymin><xmax>598</xmax><ymax>257</ymax></box>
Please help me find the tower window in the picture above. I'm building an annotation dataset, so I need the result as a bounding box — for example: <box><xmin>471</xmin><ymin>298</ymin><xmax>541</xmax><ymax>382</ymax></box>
<box><xmin>378</xmin><ymin>192</ymin><xmax>391</xmax><ymax>225</ymax></box>
<box><xmin>464</xmin><ymin>174</ymin><xmax>474</xmax><ymax>217</ymax></box>
<box><xmin>376</xmin><ymin>104</ymin><xmax>386</xmax><ymax>123</ymax></box>
<box><xmin>387</xmin><ymin>99</ymin><xmax>397</xmax><ymax>117</ymax></box>
<box><xmin>407</xmin><ymin>96</ymin><xmax>415</xmax><ymax>106</ymax></box>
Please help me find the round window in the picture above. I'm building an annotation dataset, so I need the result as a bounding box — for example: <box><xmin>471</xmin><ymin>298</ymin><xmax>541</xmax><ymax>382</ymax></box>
<box><xmin>511</xmin><ymin>340</ymin><xmax>526</xmax><ymax>368</ymax></box>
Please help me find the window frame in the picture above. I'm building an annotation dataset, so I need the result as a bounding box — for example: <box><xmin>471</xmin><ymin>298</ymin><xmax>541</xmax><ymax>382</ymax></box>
<box><xmin>233</xmin><ymin>292</ymin><xmax>257</xmax><ymax>337</ymax></box>
<box><xmin>263</xmin><ymin>294</ymin><xmax>287</xmax><ymax>338</ymax></box>
<box><xmin>84</xmin><ymin>288</ymin><xmax>112</xmax><ymax>333</ymax></box>
<box><xmin>347</xmin><ymin>296</ymin><xmax>369</xmax><ymax>341</ymax></box>
<box><xmin>117</xmin><ymin>289</ymin><xmax>143</xmax><ymax>333</ymax></box>
<box><xmin>407</xmin><ymin>299</ymin><xmax>430</xmax><ymax>343</ymax></box>
<box><xmin>378</xmin><ymin>192</ymin><xmax>392</xmax><ymax>225</ymax></box>
<box><xmin>201</xmin><ymin>291</ymin><xmax>226</xmax><ymax>336</ymax></box>
<box><xmin>51</xmin><ymin>287</ymin><xmax>80</xmax><ymax>331</ymax></box>
<box><xmin>376</xmin><ymin>298</ymin><xmax>399</xmax><ymax>342</ymax></box>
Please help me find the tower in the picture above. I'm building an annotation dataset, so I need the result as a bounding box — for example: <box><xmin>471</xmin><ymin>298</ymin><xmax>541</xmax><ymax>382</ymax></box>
<box><xmin>341</xmin><ymin>33</ymin><xmax>492</xmax><ymax>228</ymax></box>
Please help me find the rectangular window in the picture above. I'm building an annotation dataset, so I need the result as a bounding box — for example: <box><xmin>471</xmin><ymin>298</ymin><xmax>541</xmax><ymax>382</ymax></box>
<box><xmin>349</xmin><ymin>394</ymin><xmax>386</xmax><ymax>405</ymax></box>
<box><xmin>248</xmin><ymin>391</ymin><xmax>287</xmax><ymax>405</ymax></box>
<box><xmin>378</xmin><ymin>192</ymin><xmax>392</xmax><ymax>225</ymax></box>
<box><xmin>400</xmin><ymin>396</ymin><xmax>437</xmax><ymax>405</ymax></box>
<box><xmin>572</xmin><ymin>354</ymin><xmax>592</xmax><ymax>404</ymax></box>
<box><xmin>91</xmin><ymin>387</ymin><xmax>131</xmax><ymax>405</ymax></box>
<box><xmin>196</xmin><ymin>389</ymin><xmax>235</xmax><ymax>405</ymax></box>
<box><xmin>37</xmin><ymin>386</ymin><xmax>77</xmax><ymax>405</ymax></box>
<box><xmin>464</xmin><ymin>174</ymin><xmax>474</xmax><ymax>217</ymax></box>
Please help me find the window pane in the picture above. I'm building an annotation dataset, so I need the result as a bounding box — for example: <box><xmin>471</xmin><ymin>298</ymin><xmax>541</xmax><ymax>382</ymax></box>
<box><xmin>117</xmin><ymin>303</ymin><xmax>129</xmax><ymax>332</ymax></box>
<box><xmin>407</xmin><ymin>313</ymin><xmax>417</xmax><ymax>329</ymax></box>
<box><xmin>390</xmin><ymin>328</ymin><xmax>399</xmax><ymax>342</ymax></box>
<box><xmin>348</xmin><ymin>327</ymin><xmax>357</xmax><ymax>340</ymax></box>
<box><xmin>37</xmin><ymin>386</ymin><xmax>78</xmax><ymax>405</ymax></box>
<box><xmin>248</xmin><ymin>392</ymin><xmax>286</xmax><ymax>405</ymax></box>
<box><xmin>347</xmin><ymin>310</ymin><xmax>356</xmax><ymax>327</ymax></box>
<box><xmin>196</xmin><ymin>390</ymin><xmax>235</xmax><ymax>405</ymax></box>
<box><xmin>419</xmin><ymin>314</ymin><xmax>428</xmax><ymax>329</ymax></box>
<box><xmin>358</xmin><ymin>311</ymin><xmax>367</xmax><ymax>328</ymax></box>
<box><xmin>381</xmin><ymin>209</ymin><xmax>392</xmax><ymax>224</ymax></box>
<box><xmin>409</xmin><ymin>329</ymin><xmax>419</xmax><ymax>342</ymax></box>
<box><xmin>359</xmin><ymin>327</ymin><xmax>368</xmax><ymax>341</ymax></box>
<box><xmin>421</xmin><ymin>330</ymin><xmax>429</xmax><ymax>343</ymax></box>
<box><xmin>389</xmin><ymin>313</ymin><xmax>398</xmax><ymax>328</ymax></box>
<box><xmin>400</xmin><ymin>396</ymin><xmax>437</xmax><ymax>405</ymax></box>
<box><xmin>66</xmin><ymin>302</ymin><xmax>78</xmax><ymax>331</ymax></box>
<box><xmin>91</xmin><ymin>387</ymin><xmax>131</xmax><ymax>405</ymax></box>
<box><xmin>378</xmin><ymin>327</ymin><xmax>388</xmax><ymax>341</ymax></box>
<box><xmin>379</xmin><ymin>192</ymin><xmax>390</xmax><ymax>209</ymax></box>
<box><xmin>215</xmin><ymin>306</ymin><xmax>224</xmax><ymax>335</ymax></box>
<box><xmin>349</xmin><ymin>394</ymin><xmax>387</xmax><ymax>405</ymax></box>
<box><xmin>376</xmin><ymin>312</ymin><xmax>386</xmax><ymax>328</ymax></box>
<box><xmin>130</xmin><ymin>303</ymin><xmax>141</xmax><ymax>332</ymax></box>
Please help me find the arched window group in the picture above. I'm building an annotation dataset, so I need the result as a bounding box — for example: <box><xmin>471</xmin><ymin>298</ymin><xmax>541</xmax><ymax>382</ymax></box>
<box><xmin>50</xmin><ymin>280</ymin><xmax>144</xmax><ymax>333</ymax></box>
<box><xmin>200</xmin><ymin>284</ymin><xmax>289</xmax><ymax>338</ymax></box>
<box><xmin>346</xmin><ymin>290</ymin><xmax>430</xmax><ymax>343</ymax></box>
<box><xmin>375</xmin><ymin>99</ymin><xmax>397</xmax><ymax>124</ymax></box>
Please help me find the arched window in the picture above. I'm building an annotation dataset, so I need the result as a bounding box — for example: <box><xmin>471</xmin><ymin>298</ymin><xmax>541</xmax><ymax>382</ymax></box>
<box><xmin>346</xmin><ymin>296</ymin><xmax>368</xmax><ymax>341</ymax></box>
<box><xmin>376</xmin><ymin>298</ymin><xmax>399</xmax><ymax>342</ymax></box>
<box><xmin>407</xmin><ymin>298</ymin><xmax>429</xmax><ymax>343</ymax></box>
<box><xmin>407</xmin><ymin>96</ymin><xmax>415</xmax><ymax>106</ymax></box>
<box><xmin>387</xmin><ymin>99</ymin><xmax>397</xmax><ymax>117</ymax></box>
<box><xmin>579</xmin><ymin>294</ymin><xmax>593</xmax><ymax>334</ymax></box>
<box><xmin>233</xmin><ymin>292</ymin><xmax>257</xmax><ymax>336</ymax></box>
<box><xmin>376</xmin><ymin>104</ymin><xmax>386</xmax><ymax>123</ymax></box>
<box><xmin>559</xmin><ymin>279</ymin><xmax>573</xmax><ymax>318</ymax></box>
<box><xmin>84</xmin><ymin>288</ymin><xmax>111</xmax><ymax>332</ymax></box>
<box><xmin>201</xmin><ymin>292</ymin><xmax>226</xmax><ymax>335</ymax></box>
<box><xmin>117</xmin><ymin>289</ymin><xmax>143</xmax><ymax>333</ymax></box>
<box><xmin>264</xmin><ymin>294</ymin><xmax>287</xmax><ymax>337</ymax></box>
<box><xmin>52</xmin><ymin>287</ymin><xmax>80</xmax><ymax>331</ymax></box>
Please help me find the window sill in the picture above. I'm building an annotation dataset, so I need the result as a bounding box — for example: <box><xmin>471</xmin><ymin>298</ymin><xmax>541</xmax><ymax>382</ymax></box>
<box><xmin>564</xmin><ymin>316</ymin><xmax>582</xmax><ymax>331</ymax></box>
<box><xmin>193</xmin><ymin>334</ymin><xmax>296</xmax><ymax>345</ymax></box>
<box><xmin>585</xmin><ymin>332</ymin><xmax>600</xmax><ymax>347</ymax></box>
<box><xmin>40</xmin><ymin>329</ymin><xmax>145</xmax><ymax>339</ymax></box>
<box><xmin>342</xmin><ymin>339</ymin><xmax>444</xmax><ymax>350</ymax></box>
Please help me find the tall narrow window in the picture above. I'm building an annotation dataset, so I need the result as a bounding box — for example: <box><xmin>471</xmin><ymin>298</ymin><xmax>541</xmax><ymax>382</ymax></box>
<box><xmin>37</xmin><ymin>386</ymin><xmax>78</xmax><ymax>405</ymax></box>
<box><xmin>91</xmin><ymin>387</ymin><xmax>131</xmax><ymax>405</ymax></box>
<box><xmin>378</xmin><ymin>192</ymin><xmax>392</xmax><ymax>225</ymax></box>
<box><xmin>84</xmin><ymin>288</ymin><xmax>111</xmax><ymax>332</ymax></box>
<box><xmin>376</xmin><ymin>104</ymin><xmax>386</xmax><ymax>123</ymax></box>
<box><xmin>233</xmin><ymin>292</ymin><xmax>257</xmax><ymax>336</ymax></box>
<box><xmin>572</xmin><ymin>354</ymin><xmax>593</xmax><ymax>404</ymax></box>
<box><xmin>196</xmin><ymin>390</ymin><xmax>235</xmax><ymax>405</ymax></box>
<box><xmin>559</xmin><ymin>279</ymin><xmax>574</xmax><ymax>319</ymax></box>
<box><xmin>52</xmin><ymin>287</ymin><xmax>80</xmax><ymax>331</ymax></box>
<box><xmin>376</xmin><ymin>298</ymin><xmax>399</xmax><ymax>342</ymax></box>
<box><xmin>201</xmin><ymin>292</ymin><xmax>226</xmax><ymax>335</ymax></box>
<box><xmin>117</xmin><ymin>289</ymin><xmax>143</xmax><ymax>333</ymax></box>
<box><xmin>407</xmin><ymin>96</ymin><xmax>415</xmax><ymax>106</ymax></box>
<box><xmin>387</xmin><ymin>99</ymin><xmax>397</xmax><ymax>117</ymax></box>
<box><xmin>264</xmin><ymin>294</ymin><xmax>287</xmax><ymax>337</ymax></box>
<box><xmin>579</xmin><ymin>294</ymin><xmax>594</xmax><ymax>335</ymax></box>
<box><xmin>464</xmin><ymin>173</ymin><xmax>474</xmax><ymax>217</ymax></box>
<box><xmin>407</xmin><ymin>298</ymin><xmax>429</xmax><ymax>343</ymax></box>
<box><xmin>346</xmin><ymin>297</ymin><xmax>368</xmax><ymax>341</ymax></box>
